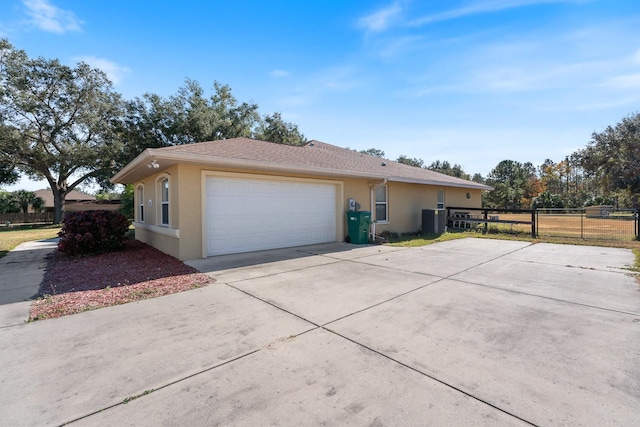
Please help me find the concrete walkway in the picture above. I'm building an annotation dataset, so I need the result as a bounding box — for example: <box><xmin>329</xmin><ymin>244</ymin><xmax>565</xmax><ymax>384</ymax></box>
<box><xmin>0</xmin><ymin>238</ymin><xmax>638</xmax><ymax>426</ymax></box>
<box><xmin>0</xmin><ymin>239</ymin><xmax>58</xmax><ymax>327</ymax></box>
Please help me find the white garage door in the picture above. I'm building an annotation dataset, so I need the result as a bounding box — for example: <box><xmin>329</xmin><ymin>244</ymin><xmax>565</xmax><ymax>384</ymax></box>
<box><xmin>206</xmin><ymin>176</ymin><xmax>338</xmax><ymax>256</ymax></box>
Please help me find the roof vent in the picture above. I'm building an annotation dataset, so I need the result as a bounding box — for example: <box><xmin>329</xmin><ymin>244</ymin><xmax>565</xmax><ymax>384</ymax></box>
<box><xmin>381</xmin><ymin>162</ymin><xmax>386</xmax><ymax>167</ymax></box>
<box><xmin>309</xmin><ymin>142</ymin><xmax>315</xmax><ymax>146</ymax></box>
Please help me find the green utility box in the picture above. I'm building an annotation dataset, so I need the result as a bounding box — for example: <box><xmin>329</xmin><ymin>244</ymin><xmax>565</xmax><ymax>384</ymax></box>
<box><xmin>346</xmin><ymin>211</ymin><xmax>371</xmax><ymax>244</ymax></box>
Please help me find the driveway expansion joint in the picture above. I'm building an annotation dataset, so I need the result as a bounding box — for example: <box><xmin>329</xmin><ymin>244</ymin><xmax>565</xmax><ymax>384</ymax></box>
<box><xmin>296</xmin><ymin>246</ymin><xmax>406</xmax><ymax>262</ymax></box>
<box><xmin>60</xmin><ymin>348</ymin><xmax>264</xmax><ymax>426</ymax></box>
<box><xmin>223</xmin><ymin>282</ymin><xmax>321</xmax><ymax>328</ymax></box>
<box><xmin>502</xmin><ymin>256</ymin><xmax>638</xmax><ymax>275</ymax></box>
<box><xmin>346</xmin><ymin>257</ymin><xmax>446</xmax><ymax>279</ymax></box>
<box><xmin>0</xmin><ymin>320</ymin><xmax>28</xmax><ymax>329</ymax></box>
<box><xmin>320</xmin><ymin>278</ymin><xmax>446</xmax><ymax>327</ymax></box>
<box><xmin>344</xmin><ymin>243</ymin><xmax>536</xmax><ymax>281</ymax></box>
<box><xmin>321</xmin><ymin>327</ymin><xmax>539</xmax><ymax>427</ymax></box>
<box><xmin>217</xmin><ymin>259</ymin><xmax>344</xmax><ymax>285</ymax></box>
<box><xmin>449</xmin><ymin>276</ymin><xmax>640</xmax><ymax>317</ymax></box>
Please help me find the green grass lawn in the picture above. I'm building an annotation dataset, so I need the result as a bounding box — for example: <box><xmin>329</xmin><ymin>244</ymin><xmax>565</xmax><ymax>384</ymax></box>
<box><xmin>386</xmin><ymin>229</ymin><xmax>539</xmax><ymax>247</ymax></box>
<box><xmin>0</xmin><ymin>225</ymin><xmax>61</xmax><ymax>258</ymax></box>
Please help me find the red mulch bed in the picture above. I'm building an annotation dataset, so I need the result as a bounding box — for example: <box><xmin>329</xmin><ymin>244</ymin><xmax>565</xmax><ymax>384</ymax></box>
<box><xmin>30</xmin><ymin>240</ymin><xmax>214</xmax><ymax>320</ymax></box>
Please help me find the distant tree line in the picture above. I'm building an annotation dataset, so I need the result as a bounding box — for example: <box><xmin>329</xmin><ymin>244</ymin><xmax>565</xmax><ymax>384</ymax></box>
<box><xmin>479</xmin><ymin>115</ymin><xmax>639</xmax><ymax>210</ymax></box>
<box><xmin>360</xmin><ymin>112</ymin><xmax>640</xmax><ymax>210</ymax></box>
<box><xmin>361</xmin><ymin>148</ymin><xmax>471</xmax><ymax>180</ymax></box>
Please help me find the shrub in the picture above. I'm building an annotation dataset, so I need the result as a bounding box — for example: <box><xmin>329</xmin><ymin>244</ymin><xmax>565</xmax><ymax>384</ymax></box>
<box><xmin>58</xmin><ymin>210</ymin><xmax>131</xmax><ymax>255</ymax></box>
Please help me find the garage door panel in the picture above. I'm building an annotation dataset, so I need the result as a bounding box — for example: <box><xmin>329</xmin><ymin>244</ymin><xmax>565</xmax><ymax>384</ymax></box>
<box><xmin>206</xmin><ymin>176</ymin><xmax>338</xmax><ymax>256</ymax></box>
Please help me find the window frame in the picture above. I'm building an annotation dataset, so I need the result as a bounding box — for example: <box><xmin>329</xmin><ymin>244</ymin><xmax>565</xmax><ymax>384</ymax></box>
<box><xmin>137</xmin><ymin>185</ymin><xmax>144</xmax><ymax>223</ymax></box>
<box><xmin>158</xmin><ymin>177</ymin><xmax>169</xmax><ymax>226</ymax></box>
<box><xmin>437</xmin><ymin>189</ymin><xmax>445</xmax><ymax>209</ymax></box>
<box><xmin>375</xmin><ymin>185</ymin><xmax>389</xmax><ymax>223</ymax></box>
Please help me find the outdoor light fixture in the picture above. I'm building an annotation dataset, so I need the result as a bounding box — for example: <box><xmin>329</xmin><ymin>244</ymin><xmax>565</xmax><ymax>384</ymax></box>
<box><xmin>146</xmin><ymin>160</ymin><xmax>159</xmax><ymax>169</ymax></box>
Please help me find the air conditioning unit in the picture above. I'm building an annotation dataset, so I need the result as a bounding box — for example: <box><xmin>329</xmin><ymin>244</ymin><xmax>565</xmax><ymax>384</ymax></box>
<box><xmin>422</xmin><ymin>209</ymin><xmax>446</xmax><ymax>235</ymax></box>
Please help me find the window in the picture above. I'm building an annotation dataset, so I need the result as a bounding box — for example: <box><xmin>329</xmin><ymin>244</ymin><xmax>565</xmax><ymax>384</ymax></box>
<box><xmin>375</xmin><ymin>185</ymin><xmax>388</xmax><ymax>223</ymax></box>
<box><xmin>437</xmin><ymin>189</ymin><xmax>445</xmax><ymax>209</ymax></box>
<box><xmin>137</xmin><ymin>186</ymin><xmax>144</xmax><ymax>222</ymax></box>
<box><xmin>160</xmin><ymin>178</ymin><xmax>169</xmax><ymax>225</ymax></box>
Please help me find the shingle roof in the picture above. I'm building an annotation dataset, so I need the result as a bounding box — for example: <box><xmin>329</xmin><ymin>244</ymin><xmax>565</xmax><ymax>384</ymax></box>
<box><xmin>114</xmin><ymin>138</ymin><xmax>491</xmax><ymax>190</ymax></box>
<box><xmin>34</xmin><ymin>189</ymin><xmax>95</xmax><ymax>207</ymax></box>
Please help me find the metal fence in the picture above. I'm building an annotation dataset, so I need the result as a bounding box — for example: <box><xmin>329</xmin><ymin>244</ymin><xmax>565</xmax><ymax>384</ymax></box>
<box><xmin>536</xmin><ymin>208</ymin><xmax>638</xmax><ymax>241</ymax></box>
<box><xmin>447</xmin><ymin>207</ymin><xmax>639</xmax><ymax>241</ymax></box>
<box><xmin>446</xmin><ymin>207</ymin><xmax>536</xmax><ymax>237</ymax></box>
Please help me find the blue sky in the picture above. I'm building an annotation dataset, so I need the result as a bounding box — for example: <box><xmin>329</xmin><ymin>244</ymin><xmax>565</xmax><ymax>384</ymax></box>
<box><xmin>2</xmin><ymin>0</ymin><xmax>640</xmax><ymax>192</ymax></box>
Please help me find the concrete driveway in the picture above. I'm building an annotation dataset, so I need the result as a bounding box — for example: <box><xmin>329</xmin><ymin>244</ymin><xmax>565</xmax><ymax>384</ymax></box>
<box><xmin>0</xmin><ymin>238</ymin><xmax>638</xmax><ymax>426</ymax></box>
<box><xmin>0</xmin><ymin>239</ymin><xmax>58</xmax><ymax>327</ymax></box>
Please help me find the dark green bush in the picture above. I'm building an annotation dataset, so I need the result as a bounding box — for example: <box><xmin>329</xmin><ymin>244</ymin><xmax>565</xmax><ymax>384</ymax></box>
<box><xmin>58</xmin><ymin>210</ymin><xmax>131</xmax><ymax>255</ymax></box>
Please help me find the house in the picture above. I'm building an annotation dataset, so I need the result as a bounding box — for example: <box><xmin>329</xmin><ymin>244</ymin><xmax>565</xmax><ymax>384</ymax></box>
<box><xmin>111</xmin><ymin>138</ymin><xmax>492</xmax><ymax>260</ymax></box>
<box><xmin>33</xmin><ymin>189</ymin><xmax>121</xmax><ymax>213</ymax></box>
<box><xmin>585</xmin><ymin>205</ymin><xmax>613</xmax><ymax>218</ymax></box>
<box><xmin>34</xmin><ymin>189</ymin><xmax>96</xmax><ymax>212</ymax></box>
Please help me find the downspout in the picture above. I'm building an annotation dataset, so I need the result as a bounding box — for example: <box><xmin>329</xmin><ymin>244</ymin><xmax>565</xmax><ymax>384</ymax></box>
<box><xmin>369</xmin><ymin>179</ymin><xmax>388</xmax><ymax>241</ymax></box>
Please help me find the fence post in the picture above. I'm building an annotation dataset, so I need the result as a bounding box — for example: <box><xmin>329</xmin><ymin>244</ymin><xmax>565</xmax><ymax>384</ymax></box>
<box><xmin>531</xmin><ymin>210</ymin><xmax>536</xmax><ymax>238</ymax></box>
<box><xmin>581</xmin><ymin>210</ymin><xmax>584</xmax><ymax>239</ymax></box>
<box><xmin>636</xmin><ymin>211</ymin><xmax>639</xmax><ymax>240</ymax></box>
<box><xmin>483</xmin><ymin>209</ymin><xmax>488</xmax><ymax>234</ymax></box>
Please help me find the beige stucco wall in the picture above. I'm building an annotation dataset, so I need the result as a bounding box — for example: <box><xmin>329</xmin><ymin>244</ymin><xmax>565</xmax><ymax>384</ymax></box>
<box><xmin>446</xmin><ymin>187</ymin><xmax>483</xmax><ymax>209</ymax></box>
<box><xmin>176</xmin><ymin>164</ymin><xmax>203</xmax><ymax>260</ymax></box>
<box><xmin>132</xmin><ymin>165</ymin><xmax>181</xmax><ymax>259</ymax></box>
<box><xmin>376</xmin><ymin>183</ymin><xmax>481</xmax><ymax>234</ymax></box>
<box><xmin>384</xmin><ymin>182</ymin><xmax>435</xmax><ymax>233</ymax></box>
<box><xmin>132</xmin><ymin>165</ymin><xmax>485</xmax><ymax>260</ymax></box>
<box><xmin>342</xmin><ymin>180</ymin><xmax>482</xmax><ymax>234</ymax></box>
<box><xmin>134</xmin><ymin>227</ymin><xmax>180</xmax><ymax>259</ymax></box>
<box><xmin>342</xmin><ymin>178</ymin><xmax>371</xmax><ymax>215</ymax></box>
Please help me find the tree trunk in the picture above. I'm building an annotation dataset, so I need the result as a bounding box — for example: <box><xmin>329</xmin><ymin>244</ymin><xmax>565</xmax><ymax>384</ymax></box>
<box><xmin>52</xmin><ymin>189</ymin><xmax>66</xmax><ymax>224</ymax></box>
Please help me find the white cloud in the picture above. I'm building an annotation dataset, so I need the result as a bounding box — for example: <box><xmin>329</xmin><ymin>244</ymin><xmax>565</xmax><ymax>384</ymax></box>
<box><xmin>279</xmin><ymin>66</ymin><xmax>362</xmax><ymax>107</ymax></box>
<box><xmin>270</xmin><ymin>69</ymin><xmax>290</xmax><ymax>78</ymax></box>
<box><xmin>562</xmin><ymin>97</ymin><xmax>640</xmax><ymax>112</ymax></box>
<box><xmin>357</xmin><ymin>3</ymin><xmax>402</xmax><ymax>32</ymax></box>
<box><xmin>602</xmin><ymin>73</ymin><xmax>640</xmax><ymax>90</ymax></box>
<box><xmin>376</xmin><ymin>35</ymin><xmax>426</xmax><ymax>59</ymax></box>
<box><xmin>22</xmin><ymin>0</ymin><xmax>82</xmax><ymax>33</ymax></box>
<box><xmin>409</xmin><ymin>0</ymin><xmax>587</xmax><ymax>27</ymax></box>
<box><xmin>316</xmin><ymin>66</ymin><xmax>361</xmax><ymax>91</ymax></box>
<box><xmin>74</xmin><ymin>56</ymin><xmax>129</xmax><ymax>85</ymax></box>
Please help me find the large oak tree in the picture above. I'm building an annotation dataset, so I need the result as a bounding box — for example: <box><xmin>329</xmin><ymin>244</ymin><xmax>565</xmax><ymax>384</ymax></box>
<box><xmin>0</xmin><ymin>39</ymin><xmax>124</xmax><ymax>223</ymax></box>
<box><xmin>117</xmin><ymin>80</ymin><xmax>306</xmax><ymax>169</ymax></box>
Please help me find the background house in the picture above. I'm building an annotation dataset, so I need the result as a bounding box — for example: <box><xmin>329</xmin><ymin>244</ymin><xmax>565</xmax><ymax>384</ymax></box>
<box><xmin>112</xmin><ymin>138</ymin><xmax>492</xmax><ymax>260</ymax></box>
<box><xmin>33</xmin><ymin>189</ymin><xmax>121</xmax><ymax>213</ymax></box>
<box><xmin>34</xmin><ymin>189</ymin><xmax>95</xmax><ymax>213</ymax></box>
